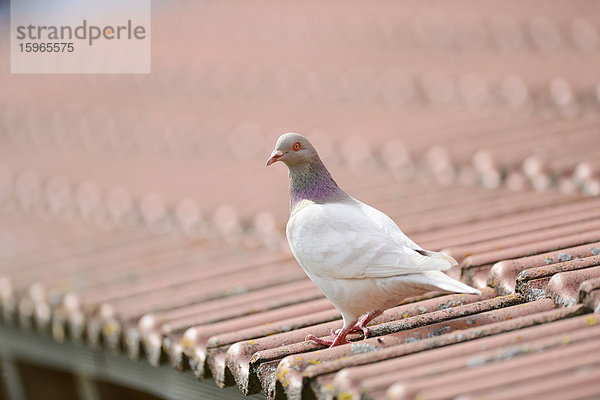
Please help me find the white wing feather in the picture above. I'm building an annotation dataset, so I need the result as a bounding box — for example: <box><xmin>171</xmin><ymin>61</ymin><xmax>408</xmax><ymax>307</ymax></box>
<box><xmin>286</xmin><ymin>200</ymin><xmax>455</xmax><ymax>280</ymax></box>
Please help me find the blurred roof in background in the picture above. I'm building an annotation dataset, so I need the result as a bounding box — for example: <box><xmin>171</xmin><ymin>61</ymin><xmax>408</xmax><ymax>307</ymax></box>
<box><xmin>0</xmin><ymin>1</ymin><xmax>600</xmax><ymax>399</ymax></box>
<box><xmin>1</xmin><ymin>0</ymin><xmax>599</xmax><ymax>242</ymax></box>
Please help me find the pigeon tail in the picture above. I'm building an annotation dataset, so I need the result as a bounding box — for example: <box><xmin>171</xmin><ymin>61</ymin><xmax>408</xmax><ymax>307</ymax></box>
<box><xmin>415</xmin><ymin>249</ymin><xmax>459</xmax><ymax>268</ymax></box>
<box><xmin>418</xmin><ymin>270</ymin><xmax>481</xmax><ymax>295</ymax></box>
<box><xmin>406</xmin><ymin>248</ymin><xmax>458</xmax><ymax>273</ymax></box>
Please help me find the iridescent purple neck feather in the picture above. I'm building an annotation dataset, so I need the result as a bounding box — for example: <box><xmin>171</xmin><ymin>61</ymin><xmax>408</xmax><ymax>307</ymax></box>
<box><xmin>288</xmin><ymin>159</ymin><xmax>348</xmax><ymax>211</ymax></box>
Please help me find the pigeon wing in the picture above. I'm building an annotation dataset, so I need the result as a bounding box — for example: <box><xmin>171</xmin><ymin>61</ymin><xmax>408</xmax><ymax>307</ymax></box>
<box><xmin>286</xmin><ymin>201</ymin><xmax>453</xmax><ymax>280</ymax></box>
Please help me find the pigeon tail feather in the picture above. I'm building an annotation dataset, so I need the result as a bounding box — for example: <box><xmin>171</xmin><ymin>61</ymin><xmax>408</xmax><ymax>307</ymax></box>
<box><xmin>420</xmin><ymin>270</ymin><xmax>481</xmax><ymax>295</ymax></box>
<box><xmin>405</xmin><ymin>248</ymin><xmax>456</xmax><ymax>273</ymax></box>
<box><xmin>416</xmin><ymin>250</ymin><xmax>459</xmax><ymax>267</ymax></box>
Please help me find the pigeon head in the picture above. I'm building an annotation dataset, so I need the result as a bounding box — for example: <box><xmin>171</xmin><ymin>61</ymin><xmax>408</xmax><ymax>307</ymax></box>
<box><xmin>266</xmin><ymin>132</ymin><xmax>318</xmax><ymax>167</ymax></box>
<box><xmin>267</xmin><ymin>133</ymin><xmax>348</xmax><ymax>210</ymax></box>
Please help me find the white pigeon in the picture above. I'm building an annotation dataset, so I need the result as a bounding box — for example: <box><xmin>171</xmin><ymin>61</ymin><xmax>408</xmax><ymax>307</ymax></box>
<box><xmin>267</xmin><ymin>133</ymin><xmax>480</xmax><ymax>347</ymax></box>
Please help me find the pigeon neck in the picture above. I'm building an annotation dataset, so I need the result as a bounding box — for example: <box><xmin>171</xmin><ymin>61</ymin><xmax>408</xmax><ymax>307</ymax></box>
<box><xmin>288</xmin><ymin>161</ymin><xmax>346</xmax><ymax>212</ymax></box>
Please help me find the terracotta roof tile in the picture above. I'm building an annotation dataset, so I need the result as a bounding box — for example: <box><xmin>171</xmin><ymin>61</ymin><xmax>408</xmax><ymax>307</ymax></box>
<box><xmin>515</xmin><ymin>255</ymin><xmax>600</xmax><ymax>301</ymax></box>
<box><xmin>0</xmin><ymin>183</ymin><xmax>598</xmax><ymax>399</ymax></box>
<box><xmin>136</xmin><ymin>279</ymin><xmax>323</xmax><ymax>365</ymax></box>
<box><xmin>224</xmin><ymin>291</ymin><xmax>495</xmax><ymax>394</ymax></box>
<box><xmin>386</xmin><ymin>330</ymin><xmax>600</xmax><ymax>400</ymax></box>
<box><xmin>444</xmin><ymin>217</ymin><xmax>600</xmax><ymax>263</ymax></box>
<box><xmin>489</xmin><ymin>242</ymin><xmax>600</xmax><ymax>295</ymax></box>
<box><xmin>272</xmin><ymin>296</ymin><xmax>554</xmax><ymax>399</ymax></box>
<box><xmin>580</xmin><ymin>277</ymin><xmax>600</xmax><ymax>312</ymax></box>
<box><xmin>319</xmin><ymin>307</ymin><xmax>587</xmax><ymax>399</ymax></box>
<box><xmin>419</xmin><ymin>197</ymin><xmax>600</xmax><ymax>250</ymax></box>
<box><xmin>547</xmin><ymin>266</ymin><xmax>600</xmax><ymax>307</ymax></box>
<box><xmin>461</xmin><ymin>230</ymin><xmax>600</xmax><ymax>288</ymax></box>
<box><xmin>334</xmin><ymin>312</ymin><xmax>597</xmax><ymax>400</ymax></box>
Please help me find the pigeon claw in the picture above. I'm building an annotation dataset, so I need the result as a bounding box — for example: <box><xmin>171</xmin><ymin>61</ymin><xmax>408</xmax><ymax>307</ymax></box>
<box><xmin>356</xmin><ymin>309</ymin><xmax>383</xmax><ymax>339</ymax></box>
<box><xmin>331</xmin><ymin>327</ymin><xmax>362</xmax><ymax>336</ymax></box>
<box><xmin>305</xmin><ymin>333</ymin><xmax>349</xmax><ymax>348</ymax></box>
<box><xmin>360</xmin><ymin>326</ymin><xmax>372</xmax><ymax>338</ymax></box>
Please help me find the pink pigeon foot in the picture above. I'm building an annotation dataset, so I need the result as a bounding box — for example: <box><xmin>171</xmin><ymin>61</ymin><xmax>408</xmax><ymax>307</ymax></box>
<box><xmin>330</xmin><ymin>310</ymin><xmax>383</xmax><ymax>338</ymax></box>
<box><xmin>306</xmin><ymin>326</ymin><xmax>352</xmax><ymax>348</ymax></box>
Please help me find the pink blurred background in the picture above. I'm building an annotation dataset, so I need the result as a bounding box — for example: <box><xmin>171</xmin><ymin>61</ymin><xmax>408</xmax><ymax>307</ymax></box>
<box><xmin>1</xmin><ymin>0</ymin><xmax>599</xmax><ymax>247</ymax></box>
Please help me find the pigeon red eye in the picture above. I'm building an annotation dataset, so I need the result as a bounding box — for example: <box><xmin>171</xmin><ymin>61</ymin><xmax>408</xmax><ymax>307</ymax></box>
<box><xmin>293</xmin><ymin>142</ymin><xmax>301</xmax><ymax>151</ymax></box>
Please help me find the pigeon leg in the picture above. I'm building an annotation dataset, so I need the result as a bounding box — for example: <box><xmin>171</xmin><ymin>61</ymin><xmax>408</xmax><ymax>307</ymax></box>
<box><xmin>356</xmin><ymin>310</ymin><xmax>382</xmax><ymax>338</ymax></box>
<box><xmin>330</xmin><ymin>310</ymin><xmax>382</xmax><ymax>337</ymax></box>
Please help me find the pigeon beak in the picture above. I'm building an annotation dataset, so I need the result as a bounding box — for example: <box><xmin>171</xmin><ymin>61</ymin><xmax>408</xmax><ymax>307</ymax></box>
<box><xmin>266</xmin><ymin>150</ymin><xmax>284</xmax><ymax>166</ymax></box>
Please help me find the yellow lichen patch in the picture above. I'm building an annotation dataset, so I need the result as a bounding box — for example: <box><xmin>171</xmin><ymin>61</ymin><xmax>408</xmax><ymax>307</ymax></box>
<box><xmin>584</xmin><ymin>315</ymin><xmax>597</xmax><ymax>326</ymax></box>
<box><xmin>307</xmin><ymin>359</ymin><xmax>321</xmax><ymax>365</ymax></box>
<box><xmin>250</xmin><ymin>354</ymin><xmax>259</xmax><ymax>364</ymax></box>
<box><xmin>563</xmin><ymin>335</ymin><xmax>571</xmax><ymax>344</ymax></box>
<box><xmin>103</xmin><ymin>322</ymin><xmax>117</xmax><ymax>337</ymax></box>
<box><xmin>181</xmin><ymin>336</ymin><xmax>193</xmax><ymax>351</ymax></box>
<box><xmin>249</xmin><ymin>340</ymin><xmax>257</xmax><ymax>345</ymax></box>
<box><xmin>325</xmin><ymin>384</ymin><xmax>335</xmax><ymax>391</ymax></box>
<box><xmin>338</xmin><ymin>392</ymin><xmax>354</xmax><ymax>400</ymax></box>
<box><xmin>276</xmin><ymin>368</ymin><xmax>290</xmax><ymax>388</ymax></box>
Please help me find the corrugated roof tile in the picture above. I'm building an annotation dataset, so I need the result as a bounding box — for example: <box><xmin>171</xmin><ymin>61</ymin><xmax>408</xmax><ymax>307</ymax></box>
<box><xmin>361</xmin><ymin>319</ymin><xmax>600</xmax><ymax>400</ymax></box>
<box><xmin>489</xmin><ymin>242</ymin><xmax>600</xmax><ymax>295</ymax></box>
<box><xmin>460</xmin><ymin>368</ymin><xmax>600</xmax><ymax>400</ymax></box>
<box><xmin>462</xmin><ymin>230</ymin><xmax>600</xmax><ymax>288</ymax></box>
<box><xmin>325</xmin><ymin>308</ymin><xmax>590</xmax><ymax>400</ymax></box>
<box><xmin>272</xmin><ymin>298</ymin><xmax>563</xmax><ymax>400</ymax></box>
<box><xmin>137</xmin><ymin>279</ymin><xmax>322</xmax><ymax>365</ymax></box>
<box><xmin>386</xmin><ymin>324</ymin><xmax>600</xmax><ymax>400</ymax></box>
<box><xmin>547</xmin><ymin>266</ymin><xmax>600</xmax><ymax>307</ymax></box>
<box><xmin>420</xmin><ymin>197</ymin><xmax>600</xmax><ymax>250</ymax></box>
<box><xmin>1</xmin><ymin>182</ymin><xmax>598</xmax><ymax>399</ymax></box>
<box><xmin>579</xmin><ymin>277</ymin><xmax>600</xmax><ymax>313</ymax></box>
<box><xmin>94</xmin><ymin>256</ymin><xmax>303</xmax><ymax>349</ymax></box>
<box><xmin>515</xmin><ymin>255</ymin><xmax>600</xmax><ymax>301</ymax></box>
<box><xmin>223</xmin><ymin>291</ymin><xmax>493</xmax><ymax>395</ymax></box>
